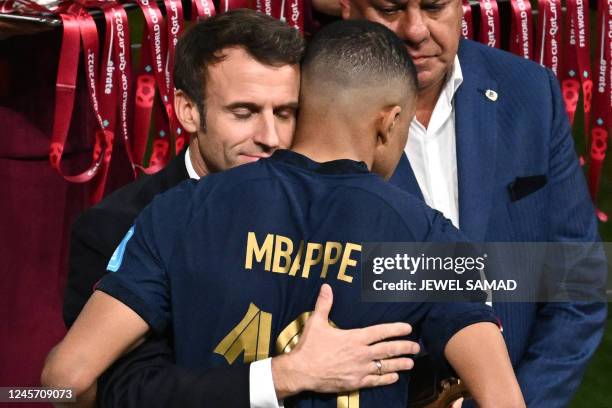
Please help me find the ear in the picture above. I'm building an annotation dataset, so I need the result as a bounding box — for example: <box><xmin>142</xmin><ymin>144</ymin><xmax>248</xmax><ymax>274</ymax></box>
<box><xmin>376</xmin><ymin>105</ymin><xmax>402</xmax><ymax>146</ymax></box>
<box><xmin>174</xmin><ymin>90</ymin><xmax>201</xmax><ymax>134</ymax></box>
<box><xmin>339</xmin><ymin>0</ymin><xmax>351</xmax><ymax>19</ymax></box>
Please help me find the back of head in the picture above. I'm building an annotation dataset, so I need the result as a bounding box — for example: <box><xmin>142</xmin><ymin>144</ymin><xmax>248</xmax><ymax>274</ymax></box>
<box><xmin>174</xmin><ymin>9</ymin><xmax>304</xmax><ymax>116</ymax></box>
<box><xmin>301</xmin><ymin>20</ymin><xmax>417</xmax><ymax>112</ymax></box>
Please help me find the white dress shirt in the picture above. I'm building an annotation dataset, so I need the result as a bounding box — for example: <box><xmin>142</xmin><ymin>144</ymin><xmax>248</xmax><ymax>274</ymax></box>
<box><xmin>405</xmin><ymin>60</ymin><xmax>494</xmax><ymax>307</ymax></box>
<box><xmin>185</xmin><ymin>148</ymin><xmax>281</xmax><ymax>408</ymax></box>
<box><xmin>405</xmin><ymin>56</ymin><xmax>463</xmax><ymax>228</ymax></box>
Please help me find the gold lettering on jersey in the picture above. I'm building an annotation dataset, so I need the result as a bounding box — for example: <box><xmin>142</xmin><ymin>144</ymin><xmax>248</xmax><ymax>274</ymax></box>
<box><xmin>244</xmin><ymin>233</ymin><xmax>361</xmax><ymax>283</ymax></box>
<box><xmin>245</xmin><ymin>232</ymin><xmax>273</xmax><ymax>271</ymax></box>
<box><xmin>337</xmin><ymin>391</ymin><xmax>360</xmax><ymax>407</ymax></box>
<box><xmin>288</xmin><ymin>240</ymin><xmax>304</xmax><ymax>276</ymax></box>
<box><xmin>302</xmin><ymin>243</ymin><xmax>323</xmax><ymax>278</ymax></box>
<box><xmin>216</xmin><ymin>302</ymin><xmax>360</xmax><ymax>407</ymax></box>
<box><xmin>272</xmin><ymin>234</ymin><xmax>294</xmax><ymax>273</ymax></box>
<box><xmin>321</xmin><ymin>242</ymin><xmax>343</xmax><ymax>278</ymax></box>
<box><xmin>213</xmin><ymin>303</ymin><xmax>272</xmax><ymax>363</ymax></box>
<box><xmin>275</xmin><ymin>311</ymin><xmax>312</xmax><ymax>354</ymax></box>
<box><xmin>273</xmin><ymin>310</ymin><xmax>357</xmax><ymax>408</ymax></box>
<box><xmin>338</xmin><ymin>243</ymin><xmax>360</xmax><ymax>283</ymax></box>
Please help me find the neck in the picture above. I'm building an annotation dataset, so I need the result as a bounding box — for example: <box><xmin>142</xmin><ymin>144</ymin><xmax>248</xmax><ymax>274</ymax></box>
<box><xmin>415</xmin><ymin>69</ymin><xmax>452</xmax><ymax>128</ymax></box>
<box><xmin>291</xmin><ymin>109</ymin><xmax>374</xmax><ymax>169</ymax></box>
<box><xmin>415</xmin><ymin>81</ymin><xmax>444</xmax><ymax>128</ymax></box>
<box><xmin>189</xmin><ymin>138</ymin><xmax>210</xmax><ymax>177</ymax></box>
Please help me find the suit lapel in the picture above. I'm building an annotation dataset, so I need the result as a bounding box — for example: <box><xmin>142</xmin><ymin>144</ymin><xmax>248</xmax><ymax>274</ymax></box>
<box><xmin>455</xmin><ymin>40</ymin><xmax>498</xmax><ymax>240</ymax></box>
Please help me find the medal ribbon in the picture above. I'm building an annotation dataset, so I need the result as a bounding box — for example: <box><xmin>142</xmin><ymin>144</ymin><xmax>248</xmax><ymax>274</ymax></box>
<box><xmin>509</xmin><ymin>0</ymin><xmax>533</xmax><ymax>59</ymax></box>
<box><xmin>587</xmin><ymin>0</ymin><xmax>612</xmax><ymax>213</ymax></box>
<box><xmin>478</xmin><ymin>0</ymin><xmax>501</xmax><ymax>48</ymax></box>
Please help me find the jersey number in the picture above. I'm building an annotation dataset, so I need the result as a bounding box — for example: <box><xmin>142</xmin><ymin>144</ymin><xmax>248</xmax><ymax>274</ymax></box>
<box><xmin>214</xmin><ymin>302</ymin><xmax>359</xmax><ymax>407</ymax></box>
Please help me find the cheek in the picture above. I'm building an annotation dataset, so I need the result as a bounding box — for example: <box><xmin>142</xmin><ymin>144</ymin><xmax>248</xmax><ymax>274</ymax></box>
<box><xmin>431</xmin><ymin>22</ymin><xmax>459</xmax><ymax>57</ymax></box>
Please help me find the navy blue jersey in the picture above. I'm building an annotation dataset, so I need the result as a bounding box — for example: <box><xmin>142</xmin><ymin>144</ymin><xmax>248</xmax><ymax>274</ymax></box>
<box><xmin>98</xmin><ymin>150</ymin><xmax>497</xmax><ymax>407</ymax></box>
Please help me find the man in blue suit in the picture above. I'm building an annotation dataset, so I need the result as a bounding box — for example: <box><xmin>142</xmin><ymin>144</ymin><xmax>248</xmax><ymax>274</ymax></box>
<box><xmin>340</xmin><ymin>0</ymin><xmax>607</xmax><ymax>406</ymax></box>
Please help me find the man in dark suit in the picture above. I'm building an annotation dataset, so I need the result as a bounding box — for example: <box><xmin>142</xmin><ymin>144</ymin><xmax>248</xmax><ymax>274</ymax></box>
<box><xmin>339</xmin><ymin>0</ymin><xmax>607</xmax><ymax>406</ymax></box>
<box><xmin>63</xmin><ymin>10</ymin><xmax>419</xmax><ymax>408</ymax></box>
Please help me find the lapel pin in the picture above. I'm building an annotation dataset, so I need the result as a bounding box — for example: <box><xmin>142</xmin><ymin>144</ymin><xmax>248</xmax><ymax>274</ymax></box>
<box><xmin>485</xmin><ymin>89</ymin><xmax>498</xmax><ymax>102</ymax></box>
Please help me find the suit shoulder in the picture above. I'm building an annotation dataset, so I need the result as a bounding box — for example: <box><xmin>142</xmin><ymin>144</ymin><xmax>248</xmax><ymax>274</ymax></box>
<box><xmin>73</xmin><ymin>164</ymin><xmax>189</xmax><ymax>247</ymax></box>
<box><xmin>460</xmin><ymin>40</ymin><xmax>551</xmax><ymax>90</ymax></box>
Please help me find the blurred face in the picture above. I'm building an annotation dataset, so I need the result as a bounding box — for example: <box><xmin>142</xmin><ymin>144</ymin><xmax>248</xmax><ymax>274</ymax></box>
<box><xmin>343</xmin><ymin>0</ymin><xmax>462</xmax><ymax>94</ymax></box>
<box><xmin>195</xmin><ymin>47</ymin><xmax>300</xmax><ymax>173</ymax></box>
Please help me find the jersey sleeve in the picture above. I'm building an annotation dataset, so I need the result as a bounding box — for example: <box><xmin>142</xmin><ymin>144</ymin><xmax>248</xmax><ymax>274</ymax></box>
<box><xmin>420</xmin><ymin>302</ymin><xmax>499</xmax><ymax>376</ymax></box>
<box><xmin>415</xmin><ymin>202</ymin><xmax>500</xmax><ymax>375</ymax></box>
<box><xmin>95</xmin><ymin>181</ymin><xmax>196</xmax><ymax>334</ymax></box>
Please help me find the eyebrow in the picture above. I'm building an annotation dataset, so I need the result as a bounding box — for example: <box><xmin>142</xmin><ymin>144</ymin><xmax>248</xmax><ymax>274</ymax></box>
<box><xmin>225</xmin><ymin>102</ymin><xmax>299</xmax><ymax>111</ymax></box>
<box><xmin>373</xmin><ymin>0</ymin><xmax>407</xmax><ymax>5</ymax></box>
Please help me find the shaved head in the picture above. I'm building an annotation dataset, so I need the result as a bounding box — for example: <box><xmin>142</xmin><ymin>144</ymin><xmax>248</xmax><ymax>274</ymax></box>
<box><xmin>301</xmin><ymin>20</ymin><xmax>417</xmax><ymax>112</ymax></box>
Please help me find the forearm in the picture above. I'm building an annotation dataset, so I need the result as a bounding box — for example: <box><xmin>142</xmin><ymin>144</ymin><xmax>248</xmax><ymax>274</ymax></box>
<box><xmin>444</xmin><ymin>322</ymin><xmax>524</xmax><ymax>408</ymax></box>
<box><xmin>42</xmin><ymin>291</ymin><xmax>149</xmax><ymax>400</ymax></box>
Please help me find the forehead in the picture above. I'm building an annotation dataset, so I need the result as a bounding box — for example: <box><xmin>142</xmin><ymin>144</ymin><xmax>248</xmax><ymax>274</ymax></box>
<box><xmin>205</xmin><ymin>47</ymin><xmax>300</xmax><ymax>104</ymax></box>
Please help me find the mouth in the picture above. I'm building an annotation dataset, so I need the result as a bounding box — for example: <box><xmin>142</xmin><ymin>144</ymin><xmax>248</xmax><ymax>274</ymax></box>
<box><xmin>240</xmin><ymin>154</ymin><xmax>269</xmax><ymax>162</ymax></box>
<box><xmin>410</xmin><ymin>55</ymin><xmax>434</xmax><ymax>65</ymax></box>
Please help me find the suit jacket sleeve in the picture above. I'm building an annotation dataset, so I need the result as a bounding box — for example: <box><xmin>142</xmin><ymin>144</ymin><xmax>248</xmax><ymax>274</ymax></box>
<box><xmin>514</xmin><ymin>69</ymin><xmax>607</xmax><ymax>407</ymax></box>
<box><xmin>97</xmin><ymin>336</ymin><xmax>251</xmax><ymax>408</ymax></box>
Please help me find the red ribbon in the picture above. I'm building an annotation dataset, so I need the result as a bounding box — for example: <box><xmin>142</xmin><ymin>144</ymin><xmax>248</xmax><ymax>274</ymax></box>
<box><xmin>478</xmin><ymin>0</ymin><xmax>501</xmax><ymax>48</ymax></box>
<box><xmin>587</xmin><ymin>0</ymin><xmax>612</xmax><ymax>215</ymax></box>
<box><xmin>461</xmin><ymin>0</ymin><xmax>473</xmax><ymax>40</ymax></box>
<box><xmin>50</xmin><ymin>6</ymin><xmax>110</xmax><ymax>204</ymax></box>
<box><xmin>536</xmin><ymin>0</ymin><xmax>562</xmax><ymax>76</ymax></box>
<box><xmin>191</xmin><ymin>0</ymin><xmax>215</xmax><ymax>20</ymax></box>
<box><xmin>281</xmin><ymin>0</ymin><xmax>303</xmax><ymax>32</ymax></box>
<box><xmin>132</xmin><ymin>0</ymin><xmax>172</xmax><ymax>173</ymax></box>
<box><xmin>509</xmin><ymin>0</ymin><xmax>533</xmax><ymax>59</ymax></box>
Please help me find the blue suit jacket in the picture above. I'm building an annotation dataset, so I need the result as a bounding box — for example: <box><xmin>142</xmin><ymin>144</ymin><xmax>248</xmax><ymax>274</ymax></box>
<box><xmin>390</xmin><ymin>39</ymin><xmax>607</xmax><ymax>407</ymax></box>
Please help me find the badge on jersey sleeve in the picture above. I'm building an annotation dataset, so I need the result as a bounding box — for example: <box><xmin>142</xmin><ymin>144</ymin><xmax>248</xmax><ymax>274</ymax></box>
<box><xmin>107</xmin><ymin>226</ymin><xmax>135</xmax><ymax>272</ymax></box>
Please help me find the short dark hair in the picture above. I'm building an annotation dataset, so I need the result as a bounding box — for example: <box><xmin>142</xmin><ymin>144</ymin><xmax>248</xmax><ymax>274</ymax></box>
<box><xmin>174</xmin><ymin>9</ymin><xmax>305</xmax><ymax>117</ymax></box>
<box><xmin>301</xmin><ymin>20</ymin><xmax>417</xmax><ymax>94</ymax></box>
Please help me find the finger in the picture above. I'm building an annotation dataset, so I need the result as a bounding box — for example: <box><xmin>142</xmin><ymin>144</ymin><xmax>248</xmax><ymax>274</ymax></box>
<box><xmin>358</xmin><ymin>322</ymin><xmax>412</xmax><ymax>344</ymax></box>
<box><xmin>368</xmin><ymin>340</ymin><xmax>420</xmax><ymax>360</ymax></box>
<box><xmin>371</xmin><ymin>357</ymin><xmax>414</xmax><ymax>374</ymax></box>
<box><xmin>450</xmin><ymin>397</ymin><xmax>464</xmax><ymax>408</ymax></box>
<box><xmin>312</xmin><ymin>283</ymin><xmax>333</xmax><ymax>321</ymax></box>
<box><xmin>360</xmin><ymin>373</ymin><xmax>400</xmax><ymax>388</ymax></box>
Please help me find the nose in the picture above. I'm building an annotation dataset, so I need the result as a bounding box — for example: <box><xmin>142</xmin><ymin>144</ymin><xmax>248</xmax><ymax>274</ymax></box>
<box><xmin>253</xmin><ymin>110</ymin><xmax>281</xmax><ymax>151</ymax></box>
<box><xmin>397</xmin><ymin>7</ymin><xmax>429</xmax><ymax>47</ymax></box>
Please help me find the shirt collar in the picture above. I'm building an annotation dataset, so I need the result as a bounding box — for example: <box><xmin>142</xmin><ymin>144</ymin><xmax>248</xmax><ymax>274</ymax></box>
<box><xmin>184</xmin><ymin>146</ymin><xmax>200</xmax><ymax>180</ymax></box>
<box><xmin>442</xmin><ymin>55</ymin><xmax>463</xmax><ymax>105</ymax></box>
<box><xmin>270</xmin><ymin>150</ymin><xmax>370</xmax><ymax>175</ymax></box>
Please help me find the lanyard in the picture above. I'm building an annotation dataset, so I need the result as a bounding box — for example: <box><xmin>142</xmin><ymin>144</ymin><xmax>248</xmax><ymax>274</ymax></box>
<box><xmin>561</xmin><ymin>0</ymin><xmax>593</xmax><ymax>133</ymax></box>
<box><xmin>478</xmin><ymin>0</ymin><xmax>501</xmax><ymax>48</ymax></box>
<box><xmin>587</xmin><ymin>0</ymin><xmax>612</xmax><ymax>217</ymax></box>
<box><xmin>132</xmin><ymin>0</ymin><xmax>172</xmax><ymax>173</ymax></box>
<box><xmin>191</xmin><ymin>0</ymin><xmax>215</xmax><ymax>20</ymax></box>
<box><xmin>536</xmin><ymin>0</ymin><xmax>562</xmax><ymax>75</ymax></box>
<box><xmin>509</xmin><ymin>0</ymin><xmax>533</xmax><ymax>59</ymax></box>
<box><xmin>461</xmin><ymin>0</ymin><xmax>474</xmax><ymax>40</ymax></box>
<box><xmin>50</xmin><ymin>6</ymin><xmax>108</xmax><ymax>202</ymax></box>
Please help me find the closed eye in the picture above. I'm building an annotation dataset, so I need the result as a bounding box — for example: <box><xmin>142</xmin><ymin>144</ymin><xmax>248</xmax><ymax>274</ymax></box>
<box><xmin>275</xmin><ymin>107</ymin><xmax>297</xmax><ymax>120</ymax></box>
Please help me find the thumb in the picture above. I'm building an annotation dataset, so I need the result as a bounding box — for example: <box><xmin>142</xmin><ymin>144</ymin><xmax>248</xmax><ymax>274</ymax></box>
<box><xmin>312</xmin><ymin>283</ymin><xmax>333</xmax><ymax>321</ymax></box>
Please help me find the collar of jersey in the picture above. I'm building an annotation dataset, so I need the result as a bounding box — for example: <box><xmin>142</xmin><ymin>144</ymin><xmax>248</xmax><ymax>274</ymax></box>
<box><xmin>270</xmin><ymin>150</ymin><xmax>370</xmax><ymax>175</ymax></box>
